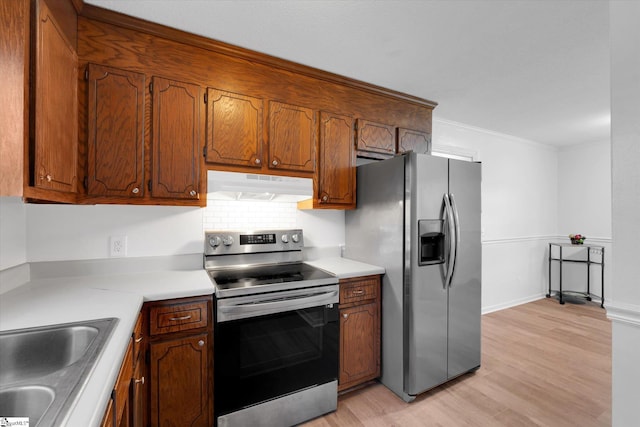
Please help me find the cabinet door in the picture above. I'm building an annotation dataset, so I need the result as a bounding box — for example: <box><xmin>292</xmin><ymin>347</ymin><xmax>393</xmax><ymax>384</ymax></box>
<box><xmin>339</xmin><ymin>302</ymin><xmax>380</xmax><ymax>391</ymax></box>
<box><xmin>268</xmin><ymin>101</ymin><xmax>315</xmax><ymax>173</ymax></box>
<box><xmin>150</xmin><ymin>334</ymin><xmax>209</xmax><ymax>427</ymax></box>
<box><xmin>397</xmin><ymin>128</ymin><xmax>431</xmax><ymax>154</ymax></box>
<box><xmin>205</xmin><ymin>88</ymin><xmax>263</xmax><ymax>168</ymax></box>
<box><xmin>317</xmin><ymin>112</ymin><xmax>355</xmax><ymax>207</ymax></box>
<box><xmin>355</xmin><ymin>119</ymin><xmax>395</xmax><ymax>159</ymax></box>
<box><xmin>87</xmin><ymin>64</ymin><xmax>145</xmax><ymax>197</ymax></box>
<box><xmin>151</xmin><ymin>77</ymin><xmax>203</xmax><ymax>199</ymax></box>
<box><xmin>33</xmin><ymin>0</ymin><xmax>78</xmax><ymax>192</ymax></box>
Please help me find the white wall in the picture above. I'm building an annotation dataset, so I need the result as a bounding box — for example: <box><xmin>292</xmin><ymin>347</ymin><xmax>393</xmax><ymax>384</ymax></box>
<box><xmin>555</xmin><ymin>141</ymin><xmax>611</xmax><ymax>303</ymax></box>
<box><xmin>433</xmin><ymin>117</ymin><xmax>558</xmax><ymax>312</ymax></box>
<box><xmin>19</xmin><ymin>197</ymin><xmax>344</xmax><ymax>263</ymax></box>
<box><xmin>0</xmin><ymin>197</ymin><xmax>27</xmax><ymax>270</ymax></box>
<box><xmin>609</xmin><ymin>1</ymin><xmax>640</xmax><ymax>425</ymax></box>
<box><xmin>26</xmin><ymin>204</ymin><xmax>204</xmax><ymax>261</ymax></box>
<box><xmin>558</xmin><ymin>141</ymin><xmax>612</xmax><ymax>238</ymax></box>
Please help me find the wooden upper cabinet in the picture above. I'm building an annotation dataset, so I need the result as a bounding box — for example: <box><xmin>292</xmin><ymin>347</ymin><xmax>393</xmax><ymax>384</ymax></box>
<box><xmin>205</xmin><ymin>88</ymin><xmax>263</xmax><ymax>168</ymax></box>
<box><xmin>86</xmin><ymin>64</ymin><xmax>145</xmax><ymax>197</ymax></box>
<box><xmin>268</xmin><ymin>101</ymin><xmax>315</xmax><ymax>173</ymax></box>
<box><xmin>355</xmin><ymin>119</ymin><xmax>396</xmax><ymax>160</ymax></box>
<box><xmin>33</xmin><ymin>0</ymin><xmax>78</xmax><ymax>193</ymax></box>
<box><xmin>316</xmin><ymin>111</ymin><xmax>355</xmax><ymax>208</ymax></box>
<box><xmin>397</xmin><ymin>128</ymin><xmax>431</xmax><ymax>155</ymax></box>
<box><xmin>151</xmin><ymin>77</ymin><xmax>203</xmax><ymax>200</ymax></box>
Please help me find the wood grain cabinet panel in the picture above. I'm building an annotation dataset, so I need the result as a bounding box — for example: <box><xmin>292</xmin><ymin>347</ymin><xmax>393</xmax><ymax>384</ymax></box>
<box><xmin>268</xmin><ymin>101</ymin><xmax>315</xmax><ymax>173</ymax></box>
<box><xmin>144</xmin><ymin>295</ymin><xmax>213</xmax><ymax>427</ymax></box>
<box><xmin>316</xmin><ymin>111</ymin><xmax>356</xmax><ymax>208</ymax></box>
<box><xmin>205</xmin><ymin>88</ymin><xmax>264</xmax><ymax>168</ymax></box>
<box><xmin>33</xmin><ymin>0</ymin><xmax>78</xmax><ymax>193</ymax></box>
<box><xmin>397</xmin><ymin>127</ymin><xmax>431</xmax><ymax>155</ymax></box>
<box><xmin>151</xmin><ymin>77</ymin><xmax>203</xmax><ymax>200</ymax></box>
<box><xmin>86</xmin><ymin>63</ymin><xmax>145</xmax><ymax>197</ymax></box>
<box><xmin>149</xmin><ymin>334</ymin><xmax>210</xmax><ymax>427</ymax></box>
<box><xmin>355</xmin><ymin>119</ymin><xmax>396</xmax><ymax>159</ymax></box>
<box><xmin>338</xmin><ymin>275</ymin><xmax>381</xmax><ymax>392</ymax></box>
<box><xmin>340</xmin><ymin>302</ymin><xmax>379</xmax><ymax>390</ymax></box>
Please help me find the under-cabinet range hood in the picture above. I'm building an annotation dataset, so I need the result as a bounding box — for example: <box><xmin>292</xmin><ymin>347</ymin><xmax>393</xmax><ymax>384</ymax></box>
<box><xmin>207</xmin><ymin>171</ymin><xmax>313</xmax><ymax>202</ymax></box>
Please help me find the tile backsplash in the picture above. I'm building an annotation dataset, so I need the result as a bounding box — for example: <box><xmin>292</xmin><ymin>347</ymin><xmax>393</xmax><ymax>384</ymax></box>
<box><xmin>203</xmin><ymin>197</ymin><xmax>298</xmax><ymax>231</ymax></box>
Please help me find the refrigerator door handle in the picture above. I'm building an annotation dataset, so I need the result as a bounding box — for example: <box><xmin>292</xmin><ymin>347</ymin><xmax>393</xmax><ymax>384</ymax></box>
<box><xmin>443</xmin><ymin>193</ymin><xmax>456</xmax><ymax>289</ymax></box>
<box><xmin>449</xmin><ymin>193</ymin><xmax>461</xmax><ymax>287</ymax></box>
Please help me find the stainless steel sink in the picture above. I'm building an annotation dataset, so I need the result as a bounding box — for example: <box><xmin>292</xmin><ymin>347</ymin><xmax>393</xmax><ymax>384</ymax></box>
<box><xmin>0</xmin><ymin>324</ymin><xmax>100</xmax><ymax>384</ymax></box>
<box><xmin>0</xmin><ymin>386</ymin><xmax>55</xmax><ymax>422</ymax></box>
<box><xmin>0</xmin><ymin>318</ymin><xmax>118</xmax><ymax>426</ymax></box>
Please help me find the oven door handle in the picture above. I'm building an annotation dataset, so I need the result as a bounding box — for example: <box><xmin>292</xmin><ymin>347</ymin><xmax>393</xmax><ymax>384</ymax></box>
<box><xmin>217</xmin><ymin>289</ymin><xmax>339</xmax><ymax>322</ymax></box>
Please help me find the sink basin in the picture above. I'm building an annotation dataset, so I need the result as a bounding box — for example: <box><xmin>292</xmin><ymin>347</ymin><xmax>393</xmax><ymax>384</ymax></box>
<box><xmin>0</xmin><ymin>318</ymin><xmax>118</xmax><ymax>427</ymax></box>
<box><xmin>0</xmin><ymin>325</ymin><xmax>99</xmax><ymax>384</ymax></box>
<box><xmin>0</xmin><ymin>386</ymin><xmax>55</xmax><ymax>425</ymax></box>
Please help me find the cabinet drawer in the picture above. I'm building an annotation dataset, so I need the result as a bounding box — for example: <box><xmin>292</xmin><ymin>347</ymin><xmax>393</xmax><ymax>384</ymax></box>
<box><xmin>340</xmin><ymin>277</ymin><xmax>379</xmax><ymax>305</ymax></box>
<box><xmin>150</xmin><ymin>300</ymin><xmax>208</xmax><ymax>335</ymax></box>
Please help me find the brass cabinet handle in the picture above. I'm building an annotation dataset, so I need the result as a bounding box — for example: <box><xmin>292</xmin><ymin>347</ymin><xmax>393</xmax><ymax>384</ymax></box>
<box><xmin>255</xmin><ymin>158</ymin><xmax>261</xmax><ymax>165</ymax></box>
<box><xmin>272</xmin><ymin>159</ymin><xmax>278</xmax><ymax>166</ymax></box>
<box><xmin>169</xmin><ymin>315</ymin><xmax>192</xmax><ymax>321</ymax></box>
<box><xmin>198</xmin><ymin>340</ymin><xmax>205</xmax><ymax>347</ymax></box>
<box><xmin>132</xmin><ymin>187</ymin><xmax>140</xmax><ymax>194</ymax></box>
<box><xmin>189</xmin><ymin>190</ymin><xmax>196</xmax><ymax>196</ymax></box>
<box><xmin>134</xmin><ymin>376</ymin><xmax>145</xmax><ymax>385</ymax></box>
<box><xmin>343</xmin><ymin>313</ymin><xmax>348</xmax><ymax>319</ymax></box>
<box><xmin>135</xmin><ymin>336</ymin><xmax>143</xmax><ymax>343</ymax></box>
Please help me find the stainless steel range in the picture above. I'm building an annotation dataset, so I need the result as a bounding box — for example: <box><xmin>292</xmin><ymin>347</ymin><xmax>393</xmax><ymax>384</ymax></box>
<box><xmin>204</xmin><ymin>229</ymin><xmax>339</xmax><ymax>427</ymax></box>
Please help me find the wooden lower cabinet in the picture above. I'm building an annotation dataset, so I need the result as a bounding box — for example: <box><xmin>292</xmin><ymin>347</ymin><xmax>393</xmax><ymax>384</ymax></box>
<box><xmin>101</xmin><ymin>339</ymin><xmax>133</xmax><ymax>427</ymax></box>
<box><xmin>149</xmin><ymin>334</ymin><xmax>210</xmax><ymax>427</ymax></box>
<box><xmin>145</xmin><ymin>295</ymin><xmax>213</xmax><ymax>427</ymax></box>
<box><xmin>338</xmin><ymin>275</ymin><xmax>381</xmax><ymax>392</ymax></box>
<box><xmin>101</xmin><ymin>312</ymin><xmax>144</xmax><ymax>427</ymax></box>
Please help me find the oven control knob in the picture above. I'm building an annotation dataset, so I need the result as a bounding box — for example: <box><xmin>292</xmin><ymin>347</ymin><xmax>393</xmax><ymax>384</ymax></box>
<box><xmin>281</xmin><ymin>234</ymin><xmax>289</xmax><ymax>243</ymax></box>
<box><xmin>291</xmin><ymin>233</ymin><xmax>300</xmax><ymax>243</ymax></box>
<box><xmin>222</xmin><ymin>236</ymin><xmax>234</xmax><ymax>246</ymax></box>
<box><xmin>209</xmin><ymin>236</ymin><xmax>222</xmax><ymax>248</ymax></box>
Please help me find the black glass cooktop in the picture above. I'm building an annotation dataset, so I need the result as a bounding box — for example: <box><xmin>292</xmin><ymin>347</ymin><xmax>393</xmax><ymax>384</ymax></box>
<box><xmin>209</xmin><ymin>263</ymin><xmax>336</xmax><ymax>298</ymax></box>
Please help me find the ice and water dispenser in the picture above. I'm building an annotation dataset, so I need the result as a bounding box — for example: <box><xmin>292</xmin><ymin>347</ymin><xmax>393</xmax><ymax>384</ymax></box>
<box><xmin>418</xmin><ymin>219</ymin><xmax>445</xmax><ymax>266</ymax></box>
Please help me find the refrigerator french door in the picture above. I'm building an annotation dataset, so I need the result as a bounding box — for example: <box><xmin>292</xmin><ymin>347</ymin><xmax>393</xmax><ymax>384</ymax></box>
<box><xmin>345</xmin><ymin>152</ymin><xmax>481</xmax><ymax>402</ymax></box>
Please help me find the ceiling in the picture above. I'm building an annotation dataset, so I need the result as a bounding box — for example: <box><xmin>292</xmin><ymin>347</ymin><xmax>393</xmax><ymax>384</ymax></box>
<box><xmin>85</xmin><ymin>0</ymin><xmax>610</xmax><ymax>148</ymax></box>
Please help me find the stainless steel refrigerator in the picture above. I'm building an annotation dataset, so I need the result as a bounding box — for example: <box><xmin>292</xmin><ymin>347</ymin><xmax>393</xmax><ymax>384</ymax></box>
<box><xmin>345</xmin><ymin>152</ymin><xmax>481</xmax><ymax>402</ymax></box>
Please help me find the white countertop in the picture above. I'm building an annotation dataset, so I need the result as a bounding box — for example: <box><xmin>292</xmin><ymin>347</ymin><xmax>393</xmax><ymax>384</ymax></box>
<box><xmin>0</xmin><ymin>256</ymin><xmax>381</xmax><ymax>426</ymax></box>
<box><xmin>0</xmin><ymin>268</ymin><xmax>214</xmax><ymax>427</ymax></box>
<box><xmin>306</xmin><ymin>257</ymin><xmax>385</xmax><ymax>279</ymax></box>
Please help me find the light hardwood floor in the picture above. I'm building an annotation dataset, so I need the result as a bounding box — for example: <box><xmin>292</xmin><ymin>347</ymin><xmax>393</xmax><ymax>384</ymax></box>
<box><xmin>304</xmin><ymin>298</ymin><xmax>611</xmax><ymax>427</ymax></box>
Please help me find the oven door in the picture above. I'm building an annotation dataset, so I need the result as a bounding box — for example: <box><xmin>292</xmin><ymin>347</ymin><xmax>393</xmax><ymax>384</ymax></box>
<box><xmin>214</xmin><ymin>286</ymin><xmax>339</xmax><ymax>420</ymax></box>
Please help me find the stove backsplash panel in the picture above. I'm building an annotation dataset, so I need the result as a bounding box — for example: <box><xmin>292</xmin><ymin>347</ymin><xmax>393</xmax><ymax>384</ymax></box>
<box><xmin>203</xmin><ymin>198</ymin><xmax>297</xmax><ymax>231</ymax></box>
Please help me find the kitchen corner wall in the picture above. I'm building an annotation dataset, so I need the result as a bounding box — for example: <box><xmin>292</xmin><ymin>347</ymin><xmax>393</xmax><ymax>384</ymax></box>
<box><xmin>0</xmin><ymin>194</ymin><xmax>344</xmax><ymax>270</ymax></box>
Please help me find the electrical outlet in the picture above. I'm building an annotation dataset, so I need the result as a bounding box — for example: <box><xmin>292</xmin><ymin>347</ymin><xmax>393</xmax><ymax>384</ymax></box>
<box><xmin>110</xmin><ymin>236</ymin><xmax>127</xmax><ymax>257</ymax></box>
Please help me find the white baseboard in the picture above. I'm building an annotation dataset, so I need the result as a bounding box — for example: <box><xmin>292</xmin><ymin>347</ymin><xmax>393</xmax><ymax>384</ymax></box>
<box><xmin>482</xmin><ymin>293</ymin><xmax>546</xmax><ymax>315</ymax></box>
<box><xmin>607</xmin><ymin>302</ymin><xmax>640</xmax><ymax>328</ymax></box>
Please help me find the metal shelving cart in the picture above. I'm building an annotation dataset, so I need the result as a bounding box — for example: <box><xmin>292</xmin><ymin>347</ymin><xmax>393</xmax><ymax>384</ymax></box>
<box><xmin>546</xmin><ymin>243</ymin><xmax>605</xmax><ymax>308</ymax></box>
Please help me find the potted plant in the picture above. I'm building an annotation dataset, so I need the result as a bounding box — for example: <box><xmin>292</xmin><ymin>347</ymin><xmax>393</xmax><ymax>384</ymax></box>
<box><xmin>569</xmin><ymin>234</ymin><xmax>586</xmax><ymax>245</ymax></box>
